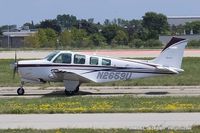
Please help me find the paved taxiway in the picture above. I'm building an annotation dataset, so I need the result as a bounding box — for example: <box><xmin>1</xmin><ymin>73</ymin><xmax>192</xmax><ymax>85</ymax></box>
<box><xmin>0</xmin><ymin>113</ymin><xmax>200</xmax><ymax>129</ymax></box>
<box><xmin>1</xmin><ymin>86</ymin><xmax>200</xmax><ymax>98</ymax></box>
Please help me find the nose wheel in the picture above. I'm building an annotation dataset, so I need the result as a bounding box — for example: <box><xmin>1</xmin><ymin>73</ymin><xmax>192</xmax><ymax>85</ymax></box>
<box><xmin>17</xmin><ymin>81</ymin><xmax>25</xmax><ymax>95</ymax></box>
<box><xmin>17</xmin><ymin>87</ymin><xmax>25</xmax><ymax>95</ymax></box>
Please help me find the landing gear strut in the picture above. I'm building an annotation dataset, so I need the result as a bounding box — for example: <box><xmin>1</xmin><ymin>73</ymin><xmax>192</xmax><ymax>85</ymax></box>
<box><xmin>17</xmin><ymin>81</ymin><xmax>25</xmax><ymax>95</ymax></box>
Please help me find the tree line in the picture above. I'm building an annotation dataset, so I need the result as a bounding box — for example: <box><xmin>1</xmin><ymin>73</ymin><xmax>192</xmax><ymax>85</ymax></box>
<box><xmin>1</xmin><ymin>12</ymin><xmax>200</xmax><ymax>48</ymax></box>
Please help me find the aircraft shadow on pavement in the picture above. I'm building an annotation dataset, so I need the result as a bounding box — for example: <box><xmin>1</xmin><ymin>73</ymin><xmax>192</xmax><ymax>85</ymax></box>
<box><xmin>145</xmin><ymin>91</ymin><xmax>169</xmax><ymax>95</ymax></box>
<box><xmin>43</xmin><ymin>91</ymin><xmax>169</xmax><ymax>97</ymax></box>
<box><xmin>43</xmin><ymin>90</ymin><xmax>169</xmax><ymax>97</ymax></box>
<box><xmin>42</xmin><ymin>90</ymin><xmax>135</xmax><ymax>97</ymax></box>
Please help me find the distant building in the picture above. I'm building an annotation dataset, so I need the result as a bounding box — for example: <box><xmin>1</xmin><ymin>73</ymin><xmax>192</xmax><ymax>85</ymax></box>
<box><xmin>159</xmin><ymin>16</ymin><xmax>200</xmax><ymax>44</ymax></box>
<box><xmin>0</xmin><ymin>28</ymin><xmax>36</xmax><ymax>48</ymax></box>
<box><xmin>167</xmin><ymin>16</ymin><xmax>200</xmax><ymax>26</ymax></box>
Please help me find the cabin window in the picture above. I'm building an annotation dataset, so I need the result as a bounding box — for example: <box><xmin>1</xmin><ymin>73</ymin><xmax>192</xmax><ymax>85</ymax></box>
<box><xmin>53</xmin><ymin>53</ymin><xmax>72</xmax><ymax>64</ymax></box>
<box><xmin>90</xmin><ymin>57</ymin><xmax>98</xmax><ymax>65</ymax></box>
<box><xmin>74</xmin><ymin>54</ymin><xmax>86</xmax><ymax>64</ymax></box>
<box><xmin>102</xmin><ymin>59</ymin><xmax>111</xmax><ymax>66</ymax></box>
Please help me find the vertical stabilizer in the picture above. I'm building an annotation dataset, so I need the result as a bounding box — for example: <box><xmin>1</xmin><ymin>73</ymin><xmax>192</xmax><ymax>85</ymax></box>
<box><xmin>151</xmin><ymin>37</ymin><xmax>188</xmax><ymax>68</ymax></box>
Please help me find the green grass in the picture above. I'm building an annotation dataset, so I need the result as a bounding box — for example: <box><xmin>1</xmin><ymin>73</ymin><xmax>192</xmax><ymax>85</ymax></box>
<box><xmin>1</xmin><ymin>57</ymin><xmax>200</xmax><ymax>86</ymax></box>
<box><xmin>0</xmin><ymin>59</ymin><xmax>20</xmax><ymax>86</ymax></box>
<box><xmin>1</xmin><ymin>96</ymin><xmax>200</xmax><ymax>114</ymax></box>
<box><xmin>1</xmin><ymin>126</ymin><xmax>200</xmax><ymax>133</ymax></box>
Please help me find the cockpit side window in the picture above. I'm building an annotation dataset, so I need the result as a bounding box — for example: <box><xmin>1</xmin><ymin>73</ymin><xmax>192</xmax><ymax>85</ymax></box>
<box><xmin>74</xmin><ymin>54</ymin><xmax>86</xmax><ymax>64</ymax></box>
<box><xmin>102</xmin><ymin>59</ymin><xmax>111</xmax><ymax>66</ymax></box>
<box><xmin>90</xmin><ymin>57</ymin><xmax>98</xmax><ymax>65</ymax></box>
<box><xmin>53</xmin><ymin>53</ymin><xmax>72</xmax><ymax>64</ymax></box>
<box><xmin>45</xmin><ymin>51</ymin><xmax>59</xmax><ymax>61</ymax></box>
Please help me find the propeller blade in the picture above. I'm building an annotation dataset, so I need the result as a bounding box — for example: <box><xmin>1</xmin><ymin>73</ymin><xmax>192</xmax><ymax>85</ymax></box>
<box><xmin>12</xmin><ymin>51</ymin><xmax>18</xmax><ymax>79</ymax></box>
<box><xmin>15</xmin><ymin>51</ymin><xmax>16</xmax><ymax>62</ymax></box>
<box><xmin>13</xmin><ymin>66</ymin><xmax>17</xmax><ymax>79</ymax></box>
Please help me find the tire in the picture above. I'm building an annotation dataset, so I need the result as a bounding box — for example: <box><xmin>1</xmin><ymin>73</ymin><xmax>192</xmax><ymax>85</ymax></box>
<box><xmin>65</xmin><ymin>89</ymin><xmax>75</xmax><ymax>96</ymax></box>
<box><xmin>17</xmin><ymin>87</ymin><xmax>25</xmax><ymax>95</ymax></box>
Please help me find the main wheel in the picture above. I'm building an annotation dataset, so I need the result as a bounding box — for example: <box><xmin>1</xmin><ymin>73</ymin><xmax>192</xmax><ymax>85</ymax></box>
<box><xmin>65</xmin><ymin>89</ymin><xmax>75</xmax><ymax>96</ymax></box>
<box><xmin>17</xmin><ymin>87</ymin><xmax>25</xmax><ymax>95</ymax></box>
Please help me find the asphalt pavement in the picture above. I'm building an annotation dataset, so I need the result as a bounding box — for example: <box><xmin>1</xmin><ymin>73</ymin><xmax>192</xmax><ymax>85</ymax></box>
<box><xmin>0</xmin><ymin>113</ymin><xmax>200</xmax><ymax>129</ymax></box>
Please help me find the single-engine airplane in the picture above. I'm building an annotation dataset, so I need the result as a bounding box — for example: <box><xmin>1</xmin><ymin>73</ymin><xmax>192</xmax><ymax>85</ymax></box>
<box><xmin>11</xmin><ymin>37</ymin><xmax>188</xmax><ymax>95</ymax></box>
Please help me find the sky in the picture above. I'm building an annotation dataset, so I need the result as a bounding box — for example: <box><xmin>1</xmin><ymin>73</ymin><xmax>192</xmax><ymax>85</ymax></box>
<box><xmin>0</xmin><ymin>0</ymin><xmax>200</xmax><ymax>27</ymax></box>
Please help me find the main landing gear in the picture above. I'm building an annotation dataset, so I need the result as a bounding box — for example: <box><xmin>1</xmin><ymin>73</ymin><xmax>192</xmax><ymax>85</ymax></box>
<box><xmin>65</xmin><ymin>85</ymin><xmax>79</xmax><ymax>96</ymax></box>
<box><xmin>64</xmin><ymin>80</ymin><xmax>80</xmax><ymax>96</ymax></box>
<box><xmin>17</xmin><ymin>81</ymin><xmax>25</xmax><ymax>95</ymax></box>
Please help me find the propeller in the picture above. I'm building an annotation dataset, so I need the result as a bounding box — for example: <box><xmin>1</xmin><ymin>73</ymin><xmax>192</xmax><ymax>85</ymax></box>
<box><xmin>12</xmin><ymin>51</ymin><xmax>18</xmax><ymax>79</ymax></box>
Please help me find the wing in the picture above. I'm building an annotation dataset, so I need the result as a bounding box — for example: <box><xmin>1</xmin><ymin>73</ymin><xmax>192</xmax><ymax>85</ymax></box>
<box><xmin>51</xmin><ymin>68</ymin><xmax>96</xmax><ymax>83</ymax></box>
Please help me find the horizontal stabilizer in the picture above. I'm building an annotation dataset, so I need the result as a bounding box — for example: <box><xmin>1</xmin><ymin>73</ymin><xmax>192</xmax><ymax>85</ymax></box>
<box><xmin>156</xmin><ymin>66</ymin><xmax>184</xmax><ymax>74</ymax></box>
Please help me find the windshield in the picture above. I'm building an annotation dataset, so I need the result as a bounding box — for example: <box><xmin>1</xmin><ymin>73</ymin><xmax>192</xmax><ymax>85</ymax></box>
<box><xmin>44</xmin><ymin>51</ymin><xmax>59</xmax><ymax>61</ymax></box>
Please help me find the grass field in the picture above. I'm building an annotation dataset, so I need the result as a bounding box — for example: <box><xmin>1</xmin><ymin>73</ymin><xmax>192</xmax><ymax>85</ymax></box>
<box><xmin>0</xmin><ymin>57</ymin><xmax>200</xmax><ymax>86</ymax></box>
<box><xmin>1</xmin><ymin>126</ymin><xmax>200</xmax><ymax>133</ymax></box>
<box><xmin>1</xmin><ymin>96</ymin><xmax>200</xmax><ymax>114</ymax></box>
